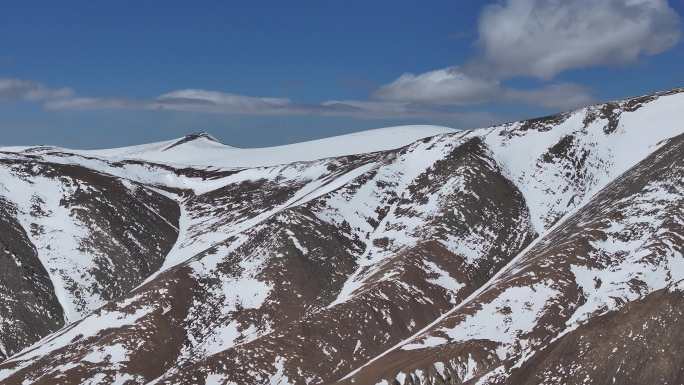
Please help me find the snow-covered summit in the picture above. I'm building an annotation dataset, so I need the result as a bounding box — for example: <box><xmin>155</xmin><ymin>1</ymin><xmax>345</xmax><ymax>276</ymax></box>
<box><xmin>72</xmin><ymin>125</ymin><xmax>456</xmax><ymax>168</ymax></box>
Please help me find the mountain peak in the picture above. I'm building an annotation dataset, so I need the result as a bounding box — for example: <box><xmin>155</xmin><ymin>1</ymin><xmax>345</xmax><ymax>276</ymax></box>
<box><xmin>184</xmin><ymin>131</ymin><xmax>220</xmax><ymax>142</ymax></box>
<box><xmin>162</xmin><ymin>131</ymin><xmax>221</xmax><ymax>151</ymax></box>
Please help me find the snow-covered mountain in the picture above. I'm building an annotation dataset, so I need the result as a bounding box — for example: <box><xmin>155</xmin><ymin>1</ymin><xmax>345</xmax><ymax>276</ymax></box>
<box><xmin>0</xmin><ymin>88</ymin><xmax>682</xmax><ymax>385</ymax></box>
<box><xmin>44</xmin><ymin>125</ymin><xmax>456</xmax><ymax>169</ymax></box>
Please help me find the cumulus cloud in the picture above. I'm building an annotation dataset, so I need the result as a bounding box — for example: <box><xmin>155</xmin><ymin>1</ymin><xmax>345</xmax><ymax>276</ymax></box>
<box><xmin>0</xmin><ymin>78</ymin><xmax>73</xmax><ymax>101</ymax></box>
<box><xmin>374</xmin><ymin>0</ymin><xmax>680</xmax><ymax>109</ymax></box>
<box><xmin>476</xmin><ymin>0</ymin><xmax>681</xmax><ymax>79</ymax></box>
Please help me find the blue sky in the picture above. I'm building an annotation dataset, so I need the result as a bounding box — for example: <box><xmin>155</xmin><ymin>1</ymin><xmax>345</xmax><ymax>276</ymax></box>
<box><xmin>1</xmin><ymin>0</ymin><xmax>682</xmax><ymax>148</ymax></box>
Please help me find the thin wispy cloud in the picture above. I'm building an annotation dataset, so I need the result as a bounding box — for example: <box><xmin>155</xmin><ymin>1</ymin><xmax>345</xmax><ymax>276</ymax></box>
<box><xmin>0</xmin><ymin>78</ymin><xmax>73</xmax><ymax>102</ymax></box>
<box><xmin>41</xmin><ymin>87</ymin><xmax>499</xmax><ymax>126</ymax></box>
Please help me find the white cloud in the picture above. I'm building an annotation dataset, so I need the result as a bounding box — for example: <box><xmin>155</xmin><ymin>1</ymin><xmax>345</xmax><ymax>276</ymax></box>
<box><xmin>374</xmin><ymin>67</ymin><xmax>595</xmax><ymax>110</ymax></box>
<box><xmin>9</xmin><ymin>1</ymin><xmax>681</xmax><ymax>121</ymax></box>
<box><xmin>44</xmin><ymin>97</ymin><xmax>138</xmax><ymax>110</ymax></box>
<box><xmin>373</xmin><ymin>67</ymin><xmax>500</xmax><ymax>105</ymax></box>
<box><xmin>44</xmin><ymin>81</ymin><xmax>591</xmax><ymax>118</ymax></box>
<box><xmin>41</xmin><ymin>88</ymin><xmax>498</xmax><ymax>124</ymax></box>
<box><xmin>43</xmin><ymin>90</ymin><xmax>295</xmax><ymax>114</ymax></box>
<box><xmin>153</xmin><ymin>89</ymin><xmax>293</xmax><ymax>114</ymax></box>
<box><xmin>373</xmin><ymin>0</ymin><xmax>679</xmax><ymax>109</ymax></box>
<box><xmin>151</xmin><ymin>90</ymin><xmax>488</xmax><ymax>119</ymax></box>
<box><xmin>0</xmin><ymin>78</ymin><xmax>73</xmax><ymax>101</ymax></box>
<box><xmin>477</xmin><ymin>0</ymin><xmax>681</xmax><ymax>79</ymax></box>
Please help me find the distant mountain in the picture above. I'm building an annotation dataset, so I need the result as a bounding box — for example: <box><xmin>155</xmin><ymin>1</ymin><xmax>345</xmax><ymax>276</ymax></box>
<box><xmin>70</xmin><ymin>125</ymin><xmax>456</xmax><ymax>168</ymax></box>
<box><xmin>0</xmin><ymin>88</ymin><xmax>682</xmax><ymax>385</ymax></box>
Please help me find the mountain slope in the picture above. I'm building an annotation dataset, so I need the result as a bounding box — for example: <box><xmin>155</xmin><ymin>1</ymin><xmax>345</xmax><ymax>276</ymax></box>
<box><xmin>0</xmin><ymin>157</ymin><xmax>179</xmax><ymax>361</ymax></box>
<box><xmin>342</xmin><ymin>131</ymin><xmax>684</xmax><ymax>385</ymax></box>
<box><xmin>0</xmin><ymin>88</ymin><xmax>681</xmax><ymax>385</ymax></box>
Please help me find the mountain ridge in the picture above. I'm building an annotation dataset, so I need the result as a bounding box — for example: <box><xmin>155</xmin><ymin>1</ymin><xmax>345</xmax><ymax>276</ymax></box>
<box><xmin>52</xmin><ymin>125</ymin><xmax>457</xmax><ymax>169</ymax></box>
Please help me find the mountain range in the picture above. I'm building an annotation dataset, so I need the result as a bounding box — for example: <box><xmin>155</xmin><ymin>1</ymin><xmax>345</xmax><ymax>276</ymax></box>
<box><xmin>0</xmin><ymin>88</ymin><xmax>682</xmax><ymax>385</ymax></box>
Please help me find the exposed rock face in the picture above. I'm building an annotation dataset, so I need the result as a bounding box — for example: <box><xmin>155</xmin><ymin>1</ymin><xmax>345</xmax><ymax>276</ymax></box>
<box><xmin>508</xmin><ymin>289</ymin><xmax>684</xmax><ymax>385</ymax></box>
<box><xmin>0</xmin><ymin>88</ymin><xmax>681</xmax><ymax>385</ymax></box>
<box><xmin>0</xmin><ymin>197</ymin><xmax>62</xmax><ymax>361</ymax></box>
